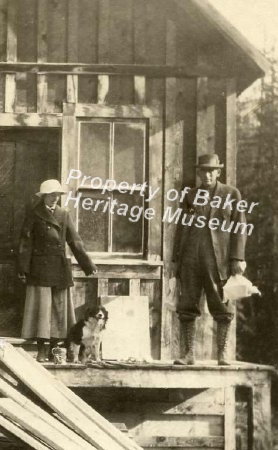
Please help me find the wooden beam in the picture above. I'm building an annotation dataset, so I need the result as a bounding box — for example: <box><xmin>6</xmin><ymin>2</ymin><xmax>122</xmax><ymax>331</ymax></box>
<box><xmin>134</xmin><ymin>76</ymin><xmax>146</xmax><ymax>104</ymax></box>
<box><xmin>37</xmin><ymin>74</ymin><xmax>48</xmax><ymax>113</ymax></box>
<box><xmin>4</xmin><ymin>73</ymin><xmax>16</xmax><ymax>112</ymax></box>
<box><xmin>0</xmin><ymin>112</ymin><xmax>61</xmax><ymax>127</ymax></box>
<box><xmin>136</xmin><ymin>435</ymin><xmax>224</xmax><ymax>448</ymax></box>
<box><xmin>6</xmin><ymin>0</ymin><xmax>17</xmax><ymax>62</ymax></box>
<box><xmin>97</xmin><ymin>75</ymin><xmax>109</xmax><ymax>103</ymax></box>
<box><xmin>0</xmin><ymin>62</ymin><xmax>238</xmax><ymax>78</ymax></box>
<box><xmin>226</xmin><ymin>78</ymin><xmax>237</xmax><ymax>186</ymax></box>
<box><xmin>0</xmin><ymin>399</ymin><xmax>90</xmax><ymax>450</ymax></box>
<box><xmin>67</xmin><ymin>74</ymin><xmax>78</xmax><ymax>103</ymax></box>
<box><xmin>74</xmin><ymin>103</ymin><xmax>160</xmax><ymax>118</ymax></box>
<box><xmin>0</xmin><ymin>414</ymin><xmax>50</xmax><ymax>450</ymax></box>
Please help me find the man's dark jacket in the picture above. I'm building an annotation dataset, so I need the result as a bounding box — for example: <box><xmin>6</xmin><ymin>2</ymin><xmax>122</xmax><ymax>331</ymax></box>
<box><xmin>17</xmin><ymin>201</ymin><xmax>95</xmax><ymax>289</ymax></box>
<box><xmin>173</xmin><ymin>181</ymin><xmax>247</xmax><ymax>280</ymax></box>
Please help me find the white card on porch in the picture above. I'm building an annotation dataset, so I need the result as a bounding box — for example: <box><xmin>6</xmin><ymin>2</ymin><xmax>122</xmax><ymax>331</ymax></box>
<box><xmin>101</xmin><ymin>295</ymin><xmax>151</xmax><ymax>361</ymax></box>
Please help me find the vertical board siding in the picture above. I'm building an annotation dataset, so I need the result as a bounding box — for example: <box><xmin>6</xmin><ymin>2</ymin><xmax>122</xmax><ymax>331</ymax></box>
<box><xmin>78</xmin><ymin>76</ymin><xmax>98</xmax><ymax>104</ymax></box>
<box><xmin>141</xmin><ymin>279</ymin><xmax>161</xmax><ymax>359</ymax></box>
<box><xmin>109</xmin><ymin>0</ymin><xmax>133</xmax><ymax>64</ymax></box>
<box><xmin>47</xmin><ymin>0</ymin><xmax>67</xmax><ymax>62</ymax></box>
<box><xmin>15</xmin><ymin>72</ymin><xmax>38</xmax><ymax>113</ymax></box>
<box><xmin>0</xmin><ymin>0</ymin><xmax>7</xmax><ymax>61</ymax></box>
<box><xmin>47</xmin><ymin>75</ymin><xmax>67</xmax><ymax>113</ymax></box>
<box><xmin>77</xmin><ymin>0</ymin><xmax>98</xmax><ymax>63</ymax></box>
<box><xmin>0</xmin><ymin>74</ymin><xmax>5</xmax><ymax>112</ymax></box>
<box><xmin>17</xmin><ymin>0</ymin><xmax>37</xmax><ymax>62</ymax></box>
<box><xmin>6</xmin><ymin>0</ymin><xmax>17</xmax><ymax>62</ymax></box>
<box><xmin>37</xmin><ymin>0</ymin><xmax>48</xmax><ymax>63</ymax></box>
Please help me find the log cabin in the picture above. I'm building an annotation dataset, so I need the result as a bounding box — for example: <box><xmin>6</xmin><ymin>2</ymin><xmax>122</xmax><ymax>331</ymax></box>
<box><xmin>0</xmin><ymin>0</ymin><xmax>272</xmax><ymax>449</ymax></box>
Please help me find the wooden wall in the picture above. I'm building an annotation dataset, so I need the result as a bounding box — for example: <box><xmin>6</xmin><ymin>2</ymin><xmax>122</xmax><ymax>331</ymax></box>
<box><xmin>0</xmin><ymin>0</ymin><xmax>238</xmax><ymax>361</ymax></box>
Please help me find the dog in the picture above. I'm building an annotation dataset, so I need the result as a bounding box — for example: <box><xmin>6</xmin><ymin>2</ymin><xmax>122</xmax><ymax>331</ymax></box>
<box><xmin>67</xmin><ymin>306</ymin><xmax>108</xmax><ymax>363</ymax></box>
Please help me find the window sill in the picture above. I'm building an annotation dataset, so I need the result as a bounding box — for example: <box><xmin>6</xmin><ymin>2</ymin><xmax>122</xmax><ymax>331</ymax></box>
<box><xmin>71</xmin><ymin>256</ymin><xmax>163</xmax><ymax>267</ymax></box>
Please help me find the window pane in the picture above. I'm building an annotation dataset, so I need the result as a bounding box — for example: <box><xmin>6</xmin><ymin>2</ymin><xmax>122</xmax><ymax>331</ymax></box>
<box><xmin>79</xmin><ymin>122</ymin><xmax>110</xmax><ymax>181</ymax></box>
<box><xmin>112</xmin><ymin>192</ymin><xmax>143</xmax><ymax>253</ymax></box>
<box><xmin>78</xmin><ymin>193</ymin><xmax>109</xmax><ymax>252</ymax></box>
<box><xmin>114</xmin><ymin>122</ymin><xmax>145</xmax><ymax>185</ymax></box>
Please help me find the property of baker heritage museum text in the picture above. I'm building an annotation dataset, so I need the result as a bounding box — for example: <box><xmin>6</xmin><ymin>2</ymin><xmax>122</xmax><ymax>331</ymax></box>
<box><xmin>65</xmin><ymin>169</ymin><xmax>257</xmax><ymax>236</ymax></box>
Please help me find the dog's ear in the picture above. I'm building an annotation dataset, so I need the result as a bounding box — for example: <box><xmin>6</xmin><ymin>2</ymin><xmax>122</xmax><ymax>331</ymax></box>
<box><xmin>84</xmin><ymin>308</ymin><xmax>95</xmax><ymax>320</ymax></box>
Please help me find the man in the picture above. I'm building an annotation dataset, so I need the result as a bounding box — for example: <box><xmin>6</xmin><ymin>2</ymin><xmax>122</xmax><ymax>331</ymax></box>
<box><xmin>17</xmin><ymin>179</ymin><xmax>97</xmax><ymax>362</ymax></box>
<box><xmin>173</xmin><ymin>154</ymin><xmax>246</xmax><ymax>365</ymax></box>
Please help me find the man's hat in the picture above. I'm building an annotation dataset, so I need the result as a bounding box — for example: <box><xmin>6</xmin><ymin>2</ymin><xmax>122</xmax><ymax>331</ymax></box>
<box><xmin>36</xmin><ymin>179</ymin><xmax>67</xmax><ymax>197</ymax></box>
<box><xmin>195</xmin><ymin>153</ymin><xmax>224</xmax><ymax>169</ymax></box>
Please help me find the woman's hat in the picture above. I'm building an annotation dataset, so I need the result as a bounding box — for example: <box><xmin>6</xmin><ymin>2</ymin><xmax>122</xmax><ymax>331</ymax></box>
<box><xmin>195</xmin><ymin>154</ymin><xmax>224</xmax><ymax>169</ymax></box>
<box><xmin>36</xmin><ymin>179</ymin><xmax>67</xmax><ymax>197</ymax></box>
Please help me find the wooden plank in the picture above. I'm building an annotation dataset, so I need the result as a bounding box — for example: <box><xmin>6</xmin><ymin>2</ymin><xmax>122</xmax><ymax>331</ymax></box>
<box><xmin>0</xmin><ymin>344</ymin><xmax>141</xmax><ymax>450</ymax></box>
<box><xmin>224</xmin><ymin>387</ymin><xmax>236</xmax><ymax>450</ymax></box>
<box><xmin>0</xmin><ymin>414</ymin><xmax>50</xmax><ymax>450</ymax></box>
<box><xmin>4</xmin><ymin>74</ymin><xmax>16</xmax><ymax>112</ymax></box>
<box><xmin>67</xmin><ymin>75</ymin><xmax>78</xmax><ymax>103</ymax></box>
<box><xmin>0</xmin><ymin>62</ymin><xmax>230</xmax><ymax>78</ymax></box>
<box><xmin>6</xmin><ymin>0</ymin><xmax>16</xmax><ymax>62</ymax></box>
<box><xmin>78</xmin><ymin>76</ymin><xmax>98</xmax><ymax>103</ymax></box>
<box><xmin>226</xmin><ymin>79</ymin><xmax>237</xmax><ymax>186</ymax></box>
<box><xmin>47</xmin><ymin>0</ymin><xmax>67</xmax><ymax>62</ymax></box>
<box><xmin>67</xmin><ymin>0</ymin><xmax>79</xmax><ymax>62</ymax></box>
<box><xmin>0</xmin><ymin>112</ymin><xmax>61</xmax><ymax>127</ymax></box>
<box><xmin>141</xmin><ymin>279</ymin><xmax>161</xmax><ymax>360</ymax></box>
<box><xmin>0</xmin><ymin>0</ymin><xmax>7</xmax><ymax>61</ymax></box>
<box><xmin>75</xmin><ymin>103</ymin><xmax>160</xmax><ymax>119</ymax></box>
<box><xmin>37</xmin><ymin>0</ymin><xmax>47</xmax><ymax>63</ymax></box>
<box><xmin>0</xmin><ymin>399</ymin><xmax>91</xmax><ymax>450</ymax></box>
<box><xmin>109</xmin><ymin>0</ymin><xmax>133</xmax><ymax>64</ymax></box>
<box><xmin>97</xmin><ymin>75</ymin><xmax>109</xmax><ymax>103</ymax></box>
<box><xmin>119</xmin><ymin>400</ymin><xmax>224</xmax><ymax>415</ymax></box>
<box><xmin>0</xmin><ymin>379</ymin><xmax>94</xmax><ymax>450</ymax></box>
<box><xmin>98</xmin><ymin>279</ymin><xmax>109</xmax><ymax>297</ymax></box>
<box><xmin>47</xmin><ymin>363</ymin><xmax>271</xmax><ymax>390</ymax></box>
<box><xmin>129</xmin><ymin>279</ymin><xmax>141</xmax><ymax>296</ymax></box>
<box><xmin>61</xmin><ymin>103</ymin><xmax>77</xmax><ymax>221</ymax></box>
<box><xmin>15</xmin><ymin>72</ymin><xmax>27</xmax><ymax>113</ymax></box>
<box><xmin>134</xmin><ymin>76</ymin><xmax>146</xmax><ymax>105</ymax></box>
<box><xmin>0</xmin><ymin>74</ymin><xmax>5</xmax><ymax>112</ymax></box>
<box><xmin>133</xmin><ymin>0</ymin><xmax>147</xmax><ymax>65</ymax></box>
<box><xmin>17</xmin><ymin>347</ymin><xmax>143</xmax><ymax>450</ymax></box>
<box><xmin>73</xmin><ymin>266</ymin><xmax>161</xmax><ymax>280</ymax></box>
<box><xmin>252</xmin><ymin>383</ymin><xmax>272</xmax><ymax>450</ymax></box>
<box><xmin>17</xmin><ymin>0</ymin><xmax>36</xmax><ymax>62</ymax></box>
<box><xmin>78</xmin><ymin>0</ymin><xmax>98</xmax><ymax>63</ymax></box>
<box><xmin>37</xmin><ymin>74</ymin><xmax>47</xmax><ymax>113</ymax></box>
<box><xmin>136</xmin><ymin>435</ymin><xmax>224</xmax><ymax>448</ymax></box>
<box><xmin>98</xmin><ymin>0</ymin><xmax>110</xmax><ymax>64</ymax></box>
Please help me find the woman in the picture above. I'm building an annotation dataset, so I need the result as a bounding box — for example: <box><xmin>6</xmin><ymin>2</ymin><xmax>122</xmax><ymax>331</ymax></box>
<box><xmin>17</xmin><ymin>179</ymin><xmax>97</xmax><ymax>362</ymax></box>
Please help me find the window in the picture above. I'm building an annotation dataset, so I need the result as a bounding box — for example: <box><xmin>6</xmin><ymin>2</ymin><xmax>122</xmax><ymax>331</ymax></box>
<box><xmin>77</xmin><ymin>119</ymin><xmax>148</xmax><ymax>255</ymax></box>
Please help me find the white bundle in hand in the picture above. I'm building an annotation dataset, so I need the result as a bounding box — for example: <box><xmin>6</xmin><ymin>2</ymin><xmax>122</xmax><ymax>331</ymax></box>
<box><xmin>223</xmin><ymin>275</ymin><xmax>261</xmax><ymax>303</ymax></box>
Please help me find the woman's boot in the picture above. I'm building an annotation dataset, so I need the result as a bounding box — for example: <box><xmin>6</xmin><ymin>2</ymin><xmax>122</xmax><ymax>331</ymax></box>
<box><xmin>36</xmin><ymin>338</ymin><xmax>47</xmax><ymax>362</ymax></box>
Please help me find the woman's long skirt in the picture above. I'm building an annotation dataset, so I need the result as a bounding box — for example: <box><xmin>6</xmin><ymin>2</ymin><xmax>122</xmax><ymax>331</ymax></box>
<box><xmin>21</xmin><ymin>285</ymin><xmax>76</xmax><ymax>339</ymax></box>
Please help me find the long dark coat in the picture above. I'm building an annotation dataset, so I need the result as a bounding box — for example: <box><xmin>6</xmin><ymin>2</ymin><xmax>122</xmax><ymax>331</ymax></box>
<box><xmin>173</xmin><ymin>181</ymin><xmax>247</xmax><ymax>280</ymax></box>
<box><xmin>18</xmin><ymin>201</ymin><xmax>95</xmax><ymax>289</ymax></box>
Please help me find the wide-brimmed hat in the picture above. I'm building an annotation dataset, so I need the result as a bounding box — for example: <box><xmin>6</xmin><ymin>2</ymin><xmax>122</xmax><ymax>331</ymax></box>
<box><xmin>195</xmin><ymin>154</ymin><xmax>224</xmax><ymax>169</ymax></box>
<box><xmin>36</xmin><ymin>179</ymin><xmax>67</xmax><ymax>197</ymax></box>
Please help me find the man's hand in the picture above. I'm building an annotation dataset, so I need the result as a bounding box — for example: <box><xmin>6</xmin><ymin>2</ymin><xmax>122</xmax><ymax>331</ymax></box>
<box><xmin>18</xmin><ymin>273</ymin><xmax>27</xmax><ymax>283</ymax></box>
<box><xmin>230</xmin><ymin>260</ymin><xmax>246</xmax><ymax>276</ymax></box>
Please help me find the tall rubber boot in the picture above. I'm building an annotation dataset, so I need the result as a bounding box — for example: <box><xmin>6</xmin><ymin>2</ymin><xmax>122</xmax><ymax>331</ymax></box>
<box><xmin>217</xmin><ymin>322</ymin><xmax>231</xmax><ymax>366</ymax></box>
<box><xmin>174</xmin><ymin>320</ymin><xmax>196</xmax><ymax>365</ymax></box>
<box><xmin>36</xmin><ymin>339</ymin><xmax>46</xmax><ymax>363</ymax></box>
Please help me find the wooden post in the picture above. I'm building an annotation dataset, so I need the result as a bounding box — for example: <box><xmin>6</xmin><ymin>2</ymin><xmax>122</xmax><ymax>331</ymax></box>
<box><xmin>251</xmin><ymin>383</ymin><xmax>272</xmax><ymax>450</ymax></box>
<box><xmin>37</xmin><ymin>0</ymin><xmax>48</xmax><ymax>113</ymax></box>
<box><xmin>98</xmin><ymin>279</ymin><xmax>109</xmax><ymax>297</ymax></box>
<box><xmin>224</xmin><ymin>387</ymin><xmax>236</xmax><ymax>450</ymax></box>
<box><xmin>5</xmin><ymin>0</ymin><xmax>17</xmax><ymax>112</ymax></box>
<box><xmin>134</xmin><ymin>76</ymin><xmax>146</xmax><ymax>104</ymax></box>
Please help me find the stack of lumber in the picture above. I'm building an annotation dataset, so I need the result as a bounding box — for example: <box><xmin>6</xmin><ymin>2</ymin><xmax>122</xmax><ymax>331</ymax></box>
<box><xmin>0</xmin><ymin>340</ymin><xmax>143</xmax><ymax>450</ymax></box>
